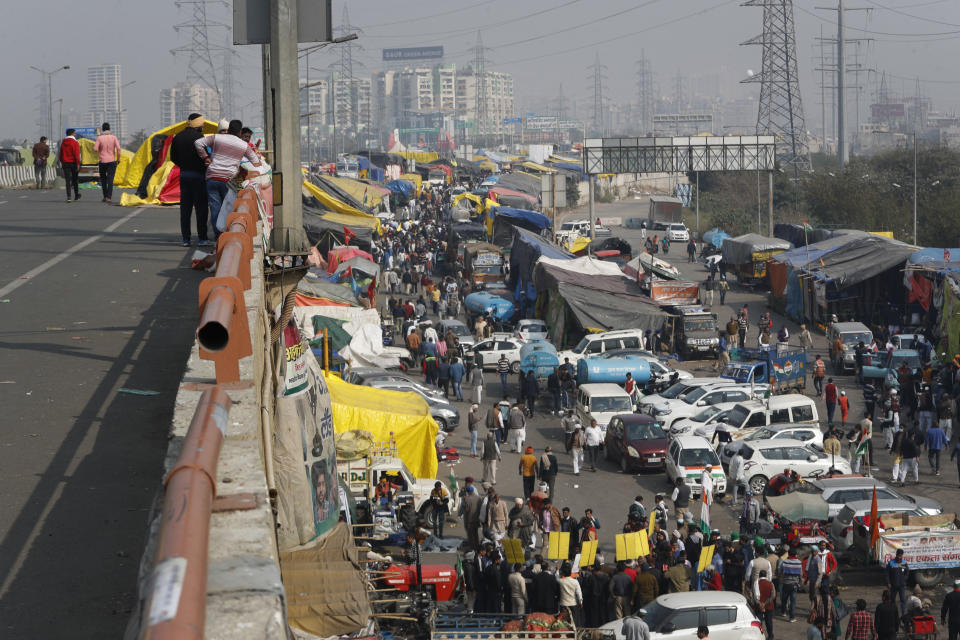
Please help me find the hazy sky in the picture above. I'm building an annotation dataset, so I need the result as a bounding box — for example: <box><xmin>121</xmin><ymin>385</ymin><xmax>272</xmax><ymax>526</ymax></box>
<box><xmin>3</xmin><ymin>0</ymin><xmax>959</xmax><ymax>141</ymax></box>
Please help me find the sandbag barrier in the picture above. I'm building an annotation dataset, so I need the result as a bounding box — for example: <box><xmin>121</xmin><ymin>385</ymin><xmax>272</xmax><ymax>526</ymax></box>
<box><xmin>140</xmin><ymin>386</ymin><xmax>231</xmax><ymax>640</ymax></box>
<box><xmin>196</xmin><ymin>188</ymin><xmax>258</xmax><ymax>383</ymax></box>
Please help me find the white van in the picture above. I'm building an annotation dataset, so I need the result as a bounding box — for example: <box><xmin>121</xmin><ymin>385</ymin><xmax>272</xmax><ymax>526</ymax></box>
<box><xmin>559</xmin><ymin>329</ymin><xmax>648</xmax><ymax>365</ymax></box>
<box><xmin>665</xmin><ymin>435</ymin><xmax>727</xmax><ymax>497</ymax></box>
<box><xmin>575</xmin><ymin>383</ymin><xmax>634</xmax><ymax>439</ymax></box>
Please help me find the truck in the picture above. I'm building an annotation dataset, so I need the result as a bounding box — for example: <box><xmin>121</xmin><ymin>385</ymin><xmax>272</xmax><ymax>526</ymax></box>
<box><xmin>852</xmin><ymin>511</ymin><xmax>960</xmax><ymax>588</ymax></box>
<box><xmin>665</xmin><ymin>305</ymin><xmax>720</xmax><ymax>360</ymax></box>
<box><xmin>648</xmin><ymin>195</ymin><xmax>683</xmax><ymax>226</ymax></box>
<box><xmin>463</xmin><ymin>243</ymin><xmax>505</xmax><ymax>290</ymax></box>
<box><xmin>576</xmin><ymin>354</ymin><xmax>652</xmax><ymax>386</ymax></box>
<box><xmin>337</xmin><ymin>445</ymin><xmax>459</xmax><ymax>533</ymax></box>
<box><xmin>722</xmin><ymin>346</ymin><xmax>807</xmax><ymax>393</ymax></box>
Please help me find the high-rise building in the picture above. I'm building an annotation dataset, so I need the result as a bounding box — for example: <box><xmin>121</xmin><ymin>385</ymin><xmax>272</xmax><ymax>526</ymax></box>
<box><xmin>87</xmin><ymin>64</ymin><xmax>127</xmax><ymax>142</ymax></box>
<box><xmin>456</xmin><ymin>66</ymin><xmax>514</xmax><ymax>136</ymax></box>
<box><xmin>329</xmin><ymin>72</ymin><xmax>372</xmax><ymax>133</ymax></box>
<box><xmin>159</xmin><ymin>83</ymin><xmax>220</xmax><ymax>128</ymax></box>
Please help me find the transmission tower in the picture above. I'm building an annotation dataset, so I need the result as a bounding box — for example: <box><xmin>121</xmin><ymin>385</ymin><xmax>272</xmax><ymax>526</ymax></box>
<box><xmin>635</xmin><ymin>51</ymin><xmax>654</xmax><ymax>135</ymax></box>
<box><xmin>330</xmin><ymin>6</ymin><xmax>364</xmax><ymax>152</ymax></box>
<box><xmin>741</xmin><ymin>0</ymin><xmax>812</xmax><ymax>174</ymax></box>
<box><xmin>589</xmin><ymin>52</ymin><xmax>607</xmax><ymax>136</ymax></box>
<box><xmin>471</xmin><ymin>32</ymin><xmax>492</xmax><ymax>140</ymax></box>
<box><xmin>553</xmin><ymin>84</ymin><xmax>569</xmax><ymax>121</ymax></box>
<box><xmin>172</xmin><ymin>0</ymin><xmax>230</xmax><ymax>115</ymax></box>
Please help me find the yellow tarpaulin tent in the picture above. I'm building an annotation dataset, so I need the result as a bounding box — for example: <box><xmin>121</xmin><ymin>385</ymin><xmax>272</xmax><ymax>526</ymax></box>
<box><xmin>76</xmin><ymin>139</ymin><xmax>135</xmax><ymax>184</ymax></box>
<box><xmin>324</xmin><ymin>373</ymin><xmax>438</xmax><ymax>479</ymax></box>
<box><xmin>453</xmin><ymin>192</ymin><xmax>484</xmax><ymax>210</ymax></box>
<box><xmin>567</xmin><ymin>236</ymin><xmax>590</xmax><ymax>253</ymax></box>
<box><xmin>117</xmin><ymin>119</ymin><xmax>219</xmax><ymax>189</ymax></box>
<box><xmin>325</xmin><ymin>176</ymin><xmax>387</xmax><ymax>209</ymax></box>
<box><xmin>119</xmin><ymin>161</ymin><xmax>177</xmax><ymax>206</ymax></box>
<box><xmin>521</xmin><ymin>161</ymin><xmax>556</xmax><ymax>174</ymax></box>
<box><xmin>399</xmin><ymin>173</ymin><xmax>423</xmax><ymax>196</ymax></box>
<box><xmin>396</xmin><ymin>150</ymin><xmax>439</xmax><ymax>163</ymax></box>
<box><xmin>303</xmin><ymin>181</ymin><xmax>382</xmax><ymax>233</ymax></box>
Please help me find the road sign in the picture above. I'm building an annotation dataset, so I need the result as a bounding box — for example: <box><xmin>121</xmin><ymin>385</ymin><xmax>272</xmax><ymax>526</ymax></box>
<box><xmin>382</xmin><ymin>46</ymin><xmax>444</xmax><ymax>61</ymax></box>
<box><xmin>398</xmin><ymin>127</ymin><xmax>440</xmax><ymax>134</ymax></box>
<box><xmin>524</xmin><ymin>116</ymin><xmax>558</xmax><ymax>131</ymax></box>
<box><xmin>70</xmin><ymin>126</ymin><xmax>98</xmax><ymax>140</ymax></box>
<box><xmin>558</xmin><ymin>120</ymin><xmax>582</xmax><ymax>129</ymax></box>
<box><xmin>503</xmin><ymin>117</ymin><xmax>522</xmax><ymax>125</ymax></box>
<box><xmin>455</xmin><ymin>121</ymin><xmax>473</xmax><ymax>129</ymax></box>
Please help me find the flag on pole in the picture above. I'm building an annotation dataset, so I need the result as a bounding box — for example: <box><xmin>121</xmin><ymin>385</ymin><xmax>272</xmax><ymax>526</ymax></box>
<box><xmin>801</xmin><ymin>220</ymin><xmax>813</xmax><ymax>233</ymax></box>
<box><xmin>700</xmin><ymin>487</ymin><xmax>711</xmax><ymax>535</ymax></box>
<box><xmin>855</xmin><ymin>428</ymin><xmax>871</xmax><ymax>459</ymax></box>
<box><xmin>343</xmin><ymin>226</ymin><xmax>356</xmax><ymax>245</ymax></box>
<box><xmin>868</xmin><ymin>485</ymin><xmax>880</xmax><ymax>561</ymax></box>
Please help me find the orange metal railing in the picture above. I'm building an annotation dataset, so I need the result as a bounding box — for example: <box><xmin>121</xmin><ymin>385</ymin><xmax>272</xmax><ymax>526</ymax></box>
<box><xmin>197</xmin><ymin>189</ymin><xmax>258</xmax><ymax>383</ymax></box>
<box><xmin>140</xmin><ymin>386</ymin><xmax>231</xmax><ymax>640</ymax></box>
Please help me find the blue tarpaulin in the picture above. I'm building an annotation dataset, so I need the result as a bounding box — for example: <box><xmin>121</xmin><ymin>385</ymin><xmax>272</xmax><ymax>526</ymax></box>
<box><xmin>488</xmin><ymin>206</ymin><xmax>551</xmax><ymax>230</ymax></box>
<box><xmin>907</xmin><ymin>248</ymin><xmax>960</xmax><ymax>274</ymax></box>
<box><xmin>509</xmin><ymin>227</ymin><xmax>573</xmax><ymax>317</ymax></box>
<box><xmin>701</xmin><ymin>229</ymin><xmax>731</xmax><ymax>250</ymax></box>
<box><xmin>385</xmin><ymin>180</ymin><xmax>415</xmax><ymax>199</ymax></box>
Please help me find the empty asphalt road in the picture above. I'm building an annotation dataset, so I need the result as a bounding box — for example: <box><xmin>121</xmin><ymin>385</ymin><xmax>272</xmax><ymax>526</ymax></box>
<box><xmin>0</xmin><ymin>188</ymin><xmax>206</xmax><ymax>637</ymax></box>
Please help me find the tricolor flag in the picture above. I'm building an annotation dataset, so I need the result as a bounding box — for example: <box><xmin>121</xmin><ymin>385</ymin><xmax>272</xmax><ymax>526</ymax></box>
<box><xmin>855</xmin><ymin>429</ymin><xmax>871</xmax><ymax>459</ymax></box>
<box><xmin>700</xmin><ymin>488</ymin><xmax>711</xmax><ymax>535</ymax></box>
<box><xmin>802</xmin><ymin>220</ymin><xmax>813</xmax><ymax>233</ymax></box>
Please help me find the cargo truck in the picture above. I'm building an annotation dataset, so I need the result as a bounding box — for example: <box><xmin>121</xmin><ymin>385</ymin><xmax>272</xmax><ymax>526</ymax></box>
<box><xmin>722</xmin><ymin>346</ymin><xmax>807</xmax><ymax>393</ymax></box>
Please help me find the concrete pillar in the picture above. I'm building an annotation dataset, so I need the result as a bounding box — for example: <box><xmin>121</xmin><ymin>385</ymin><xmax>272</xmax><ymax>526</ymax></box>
<box><xmin>268</xmin><ymin>0</ymin><xmax>307</xmax><ymax>254</ymax></box>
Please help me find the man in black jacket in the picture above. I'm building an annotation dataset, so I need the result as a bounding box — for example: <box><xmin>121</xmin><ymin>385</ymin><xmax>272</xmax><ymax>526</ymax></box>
<box><xmin>532</xmin><ymin>562</ymin><xmax>560</xmax><ymax>613</ymax></box>
<box><xmin>875</xmin><ymin>590</ymin><xmax>900</xmax><ymax>640</ymax></box>
<box><xmin>169</xmin><ymin>114</ymin><xmax>210</xmax><ymax>246</ymax></box>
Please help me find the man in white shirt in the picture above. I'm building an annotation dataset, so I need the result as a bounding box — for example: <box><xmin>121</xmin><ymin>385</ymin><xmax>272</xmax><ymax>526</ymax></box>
<box><xmin>584</xmin><ymin>420</ymin><xmax>603</xmax><ymax>472</ymax></box>
<box><xmin>728</xmin><ymin>451</ymin><xmax>745</xmax><ymax>505</ymax></box>
<box><xmin>558</xmin><ymin>564</ymin><xmax>583</xmax><ymax>626</ymax></box>
<box><xmin>700</xmin><ymin>468</ymin><xmax>714</xmax><ymax>506</ymax></box>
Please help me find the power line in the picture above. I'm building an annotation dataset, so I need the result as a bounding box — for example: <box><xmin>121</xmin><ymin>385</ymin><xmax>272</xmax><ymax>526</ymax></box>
<box><xmin>862</xmin><ymin>0</ymin><xmax>960</xmax><ymax>24</ymax></box>
<box><xmin>359</xmin><ymin>0</ymin><xmax>503</xmax><ymax>29</ymax></box>
<box><xmin>797</xmin><ymin>5</ymin><xmax>960</xmax><ymax>37</ymax></box>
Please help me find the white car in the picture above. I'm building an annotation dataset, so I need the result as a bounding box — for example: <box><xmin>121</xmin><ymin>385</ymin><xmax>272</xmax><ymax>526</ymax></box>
<box><xmin>599</xmin><ymin>592</ymin><xmax>764</xmax><ymax>640</ymax></box>
<box><xmin>638</xmin><ymin>377</ymin><xmax>728</xmax><ymax>414</ymax></box>
<box><xmin>471</xmin><ymin>334</ymin><xmax>523</xmax><ymax>372</ymax></box>
<box><xmin>669</xmin><ymin>406</ymin><xmax>734</xmax><ymax>438</ymax></box>
<box><xmin>665</xmin><ymin>435</ymin><xmax>727</xmax><ymax>497</ymax></box>
<box><xmin>738</xmin><ymin>439</ymin><xmax>851</xmax><ymax>495</ymax></box>
<box><xmin>646</xmin><ymin>384</ymin><xmax>757</xmax><ymax>429</ymax></box>
<box><xmin>719</xmin><ymin>423</ymin><xmax>825</xmax><ymax>466</ymax></box>
<box><xmin>667</xmin><ymin>222</ymin><xmax>690</xmax><ymax>242</ymax></box>
<box><xmin>515</xmin><ymin>318</ymin><xmax>548</xmax><ymax>342</ymax></box>
<box><xmin>438</xmin><ymin>319</ymin><xmax>476</xmax><ymax>349</ymax></box>
<box><xmin>790</xmin><ymin>476</ymin><xmax>943</xmax><ymax>520</ymax></box>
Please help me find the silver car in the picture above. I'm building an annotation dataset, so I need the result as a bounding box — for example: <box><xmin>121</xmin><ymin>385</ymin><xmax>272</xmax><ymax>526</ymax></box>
<box><xmin>794</xmin><ymin>476</ymin><xmax>942</xmax><ymax>519</ymax></box>
<box><xmin>366</xmin><ymin>379</ymin><xmax>461</xmax><ymax>432</ymax></box>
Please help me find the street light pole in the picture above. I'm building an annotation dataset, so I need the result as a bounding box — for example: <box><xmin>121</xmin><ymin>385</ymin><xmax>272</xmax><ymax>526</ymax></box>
<box><xmin>30</xmin><ymin>65</ymin><xmax>70</xmax><ymax>140</ymax></box>
<box><xmin>913</xmin><ymin>132</ymin><xmax>918</xmax><ymax>245</ymax></box>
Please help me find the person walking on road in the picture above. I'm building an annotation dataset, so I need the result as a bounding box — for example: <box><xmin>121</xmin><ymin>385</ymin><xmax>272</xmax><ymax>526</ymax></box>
<box><xmin>717</xmin><ymin>275</ymin><xmax>729</xmax><ymax>306</ymax></box>
<box><xmin>926</xmin><ymin>420</ymin><xmax>947</xmax><ymax>476</ymax></box>
<box><xmin>845</xmin><ymin>599</ymin><xmax>877</xmax><ymax>640</ymax></box>
<box><xmin>93</xmin><ymin>122</ymin><xmax>121</xmax><ymax>202</ymax></box>
<box><xmin>570</xmin><ymin>425</ymin><xmax>586</xmax><ymax>475</ymax></box>
<box><xmin>875</xmin><ymin>591</ymin><xmax>900</xmax><ymax>640</ymax></box>
<box><xmin>671</xmin><ymin>477</ymin><xmax>692</xmax><ymax>525</ymax></box>
<box><xmin>497</xmin><ymin>354</ymin><xmax>510</xmax><ymax>397</ymax></box>
<box><xmin>813</xmin><ymin>356</ymin><xmax>826</xmax><ymax>397</ymax></box>
<box><xmin>825</xmin><ymin>378</ymin><xmax>838</xmax><ymax>426</ymax></box>
<box><xmin>584</xmin><ymin>420</ymin><xmax>602</xmax><ymax>472</ymax></box>
<box><xmin>480</xmin><ymin>429</ymin><xmax>501</xmax><ymax>485</ymax></box>
<box><xmin>539</xmin><ymin>446</ymin><xmax>558</xmax><ymax>500</ymax></box>
<box><xmin>508</xmin><ymin>403</ymin><xmax>527</xmax><ymax>453</ymax></box>
<box><xmin>449</xmin><ymin>356</ymin><xmax>466</xmax><ymax>401</ymax></box>
<box><xmin>468</xmin><ymin>404</ymin><xmax>481</xmax><ymax>457</ymax></box>
<box><xmin>687</xmin><ymin>239</ymin><xmax>697</xmax><ymax>262</ymax></box>
<box><xmin>59</xmin><ymin>128</ymin><xmax>81</xmax><ymax>202</ymax></box>
<box><xmin>519</xmin><ymin>446</ymin><xmax>537</xmax><ymax>498</ymax></box>
<box><xmin>171</xmin><ymin>114</ymin><xmax>211</xmax><ymax>246</ymax></box>
<box><xmin>886</xmin><ymin>548</ymin><xmax>909</xmax><ymax>614</ymax></box>
<box><xmin>31</xmin><ymin>136</ymin><xmax>49</xmax><ymax>189</ymax></box>
<box><xmin>469</xmin><ymin>363</ymin><xmax>484</xmax><ymax>405</ymax></box>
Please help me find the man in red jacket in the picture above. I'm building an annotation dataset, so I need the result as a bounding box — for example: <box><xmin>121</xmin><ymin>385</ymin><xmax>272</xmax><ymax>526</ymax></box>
<box><xmin>59</xmin><ymin>129</ymin><xmax>82</xmax><ymax>202</ymax></box>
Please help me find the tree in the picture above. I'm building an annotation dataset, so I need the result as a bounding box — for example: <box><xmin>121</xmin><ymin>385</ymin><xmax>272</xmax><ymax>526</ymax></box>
<box><xmin>125</xmin><ymin>129</ymin><xmax>148</xmax><ymax>152</ymax></box>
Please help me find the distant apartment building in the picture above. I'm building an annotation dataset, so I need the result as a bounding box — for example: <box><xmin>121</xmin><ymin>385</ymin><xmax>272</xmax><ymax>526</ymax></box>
<box><xmin>159</xmin><ymin>83</ymin><xmax>220</xmax><ymax>129</ymax></box>
<box><xmin>455</xmin><ymin>66</ymin><xmax>514</xmax><ymax>136</ymax></box>
<box><xmin>87</xmin><ymin>64</ymin><xmax>127</xmax><ymax>142</ymax></box>
<box><xmin>329</xmin><ymin>72</ymin><xmax>372</xmax><ymax>133</ymax></box>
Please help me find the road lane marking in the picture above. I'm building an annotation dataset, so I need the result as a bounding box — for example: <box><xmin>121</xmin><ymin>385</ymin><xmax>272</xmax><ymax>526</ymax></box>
<box><xmin>0</xmin><ymin>201</ymin><xmax>7</xmax><ymax>205</ymax></box>
<box><xmin>0</xmin><ymin>207</ymin><xmax>145</xmax><ymax>299</ymax></box>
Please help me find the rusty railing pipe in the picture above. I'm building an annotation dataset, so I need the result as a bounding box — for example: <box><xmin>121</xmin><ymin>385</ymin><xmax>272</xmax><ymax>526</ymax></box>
<box><xmin>197</xmin><ymin>286</ymin><xmax>237</xmax><ymax>352</ymax></box>
<box><xmin>141</xmin><ymin>387</ymin><xmax>231</xmax><ymax>640</ymax></box>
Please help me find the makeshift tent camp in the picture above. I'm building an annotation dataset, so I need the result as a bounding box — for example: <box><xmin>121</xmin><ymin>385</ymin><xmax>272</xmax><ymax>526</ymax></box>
<box><xmin>487</xmin><ymin>206</ymin><xmax>551</xmax><ymax>246</ymax></box>
<box><xmin>385</xmin><ymin>179</ymin><xmax>415</xmax><ymax>202</ymax></box>
<box><xmin>116</xmin><ymin>119</ymin><xmax>220</xmax><ymax>204</ymax></box>
<box><xmin>509</xmin><ymin>226</ymin><xmax>573</xmax><ymax>315</ymax></box>
<box><xmin>325</xmin><ymin>373</ymin><xmax>438</xmax><ymax>479</ymax></box>
<box><xmin>533</xmin><ymin>257</ymin><xmax>668</xmax><ymax>345</ymax></box>
<box><xmin>77</xmin><ymin>139</ymin><xmax>135</xmax><ymax>184</ymax></box>
<box><xmin>309</xmin><ymin>174</ymin><xmax>375</xmax><ymax>212</ymax></box>
<box><xmin>325</xmin><ymin>176</ymin><xmax>390</xmax><ymax>209</ymax></box>
<box><xmin>302</xmin><ymin>206</ymin><xmax>376</xmax><ymax>253</ymax></box>
<box><xmin>327</xmin><ymin>246</ymin><xmax>374</xmax><ymax>274</ymax></box>
<box><xmin>303</xmin><ymin>180</ymin><xmax>381</xmax><ymax>227</ymax></box>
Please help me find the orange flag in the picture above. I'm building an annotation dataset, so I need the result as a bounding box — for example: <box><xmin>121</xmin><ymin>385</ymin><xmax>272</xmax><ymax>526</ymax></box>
<box><xmin>869</xmin><ymin>485</ymin><xmax>880</xmax><ymax>551</ymax></box>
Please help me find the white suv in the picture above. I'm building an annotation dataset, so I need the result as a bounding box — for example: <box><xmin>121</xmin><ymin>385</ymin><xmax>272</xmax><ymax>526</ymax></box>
<box><xmin>647</xmin><ymin>383</ymin><xmax>758</xmax><ymax>430</ymax></box>
<box><xmin>599</xmin><ymin>592</ymin><xmax>764</xmax><ymax>640</ymax></box>
<box><xmin>667</xmin><ymin>222</ymin><xmax>690</xmax><ymax>242</ymax></box>
<box><xmin>739</xmin><ymin>439</ymin><xmax>851</xmax><ymax>495</ymax></box>
<box><xmin>638</xmin><ymin>377</ymin><xmax>728</xmax><ymax>414</ymax></box>
<box><xmin>558</xmin><ymin>329</ymin><xmax>647</xmax><ymax>365</ymax></box>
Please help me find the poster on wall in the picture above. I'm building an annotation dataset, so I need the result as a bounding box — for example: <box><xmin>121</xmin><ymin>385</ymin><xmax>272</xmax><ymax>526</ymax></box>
<box><xmin>274</xmin><ymin>348</ymin><xmax>341</xmax><ymax>549</ymax></box>
<box><xmin>280</xmin><ymin>319</ymin><xmax>310</xmax><ymax>397</ymax></box>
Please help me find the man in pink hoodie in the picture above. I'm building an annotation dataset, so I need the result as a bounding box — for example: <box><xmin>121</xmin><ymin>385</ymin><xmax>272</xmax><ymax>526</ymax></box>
<box><xmin>93</xmin><ymin>123</ymin><xmax>122</xmax><ymax>202</ymax></box>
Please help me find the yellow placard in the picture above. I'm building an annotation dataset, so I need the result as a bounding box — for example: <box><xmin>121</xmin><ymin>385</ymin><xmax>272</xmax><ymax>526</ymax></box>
<box><xmin>580</xmin><ymin>539</ymin><xmax>598</xmax><ymax>567</ymax></box>
<box><xmin>548</xmin><ymin>532</ymin><xmax>570</xmax><ymax>560</ymax></box>
<box><xmin>698</xmin><ymin>544</ymin><xmax>716</xmax><ymax>573</ymax></box>
<box><xmin>648</xmin><ymin>514</ymin><xmax>657</xmax><ymax>539</ymax></box>
<box><xmin>616</xmin><ymin>532</ymin><xmax>644</xmax><ymax>560</ymax></box>
<box><xmin>637</xmin><ymin>530</ymin><xmax>650</xmax><ymax>558</ymax></box>
<box><xmin>503</xmin><ymin>538</ymin><xmax>525</xmax><ymax>564</ymax></box>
